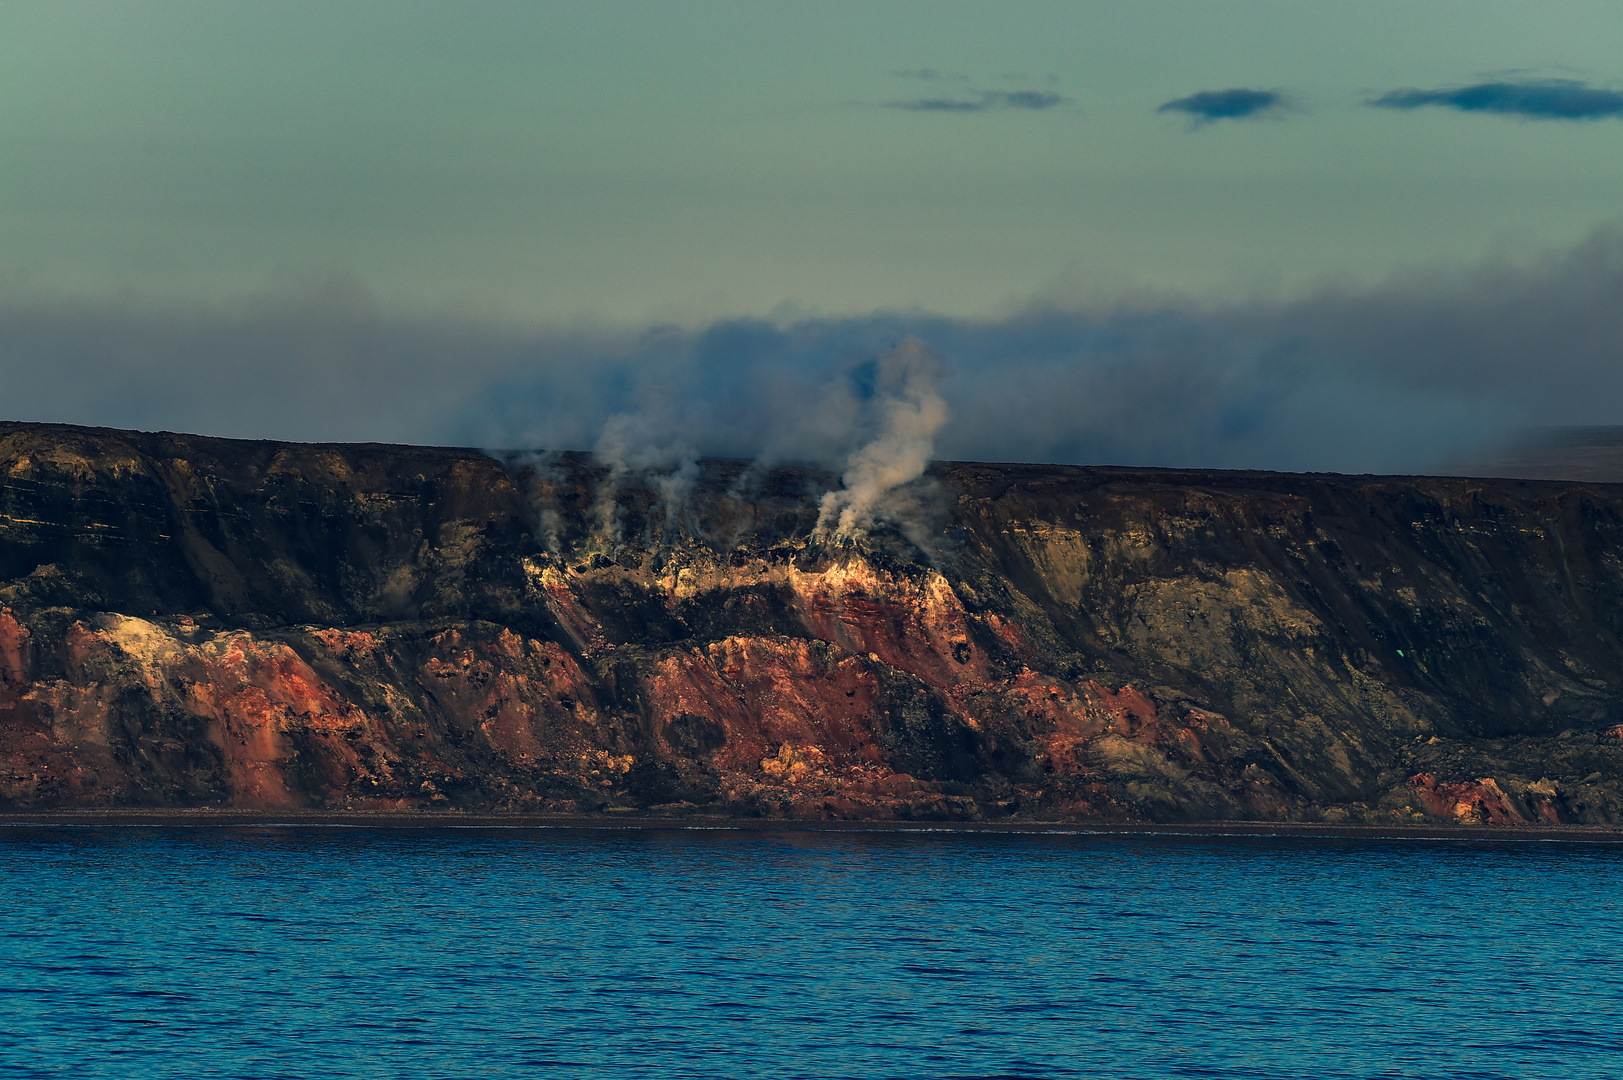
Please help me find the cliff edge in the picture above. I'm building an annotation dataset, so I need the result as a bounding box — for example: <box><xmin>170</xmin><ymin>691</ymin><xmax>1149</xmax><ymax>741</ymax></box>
<box><xmin>4</xmin><ymin>420</ymin><xmax>1622</xmax><ymax>825</ymax></box>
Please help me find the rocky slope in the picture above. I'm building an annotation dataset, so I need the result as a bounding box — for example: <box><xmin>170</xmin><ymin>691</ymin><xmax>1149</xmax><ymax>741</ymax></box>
<box><xmin>3</xmin><ymin>420</ymin><xmax>1622</xmax><ymax>825</ymax></box>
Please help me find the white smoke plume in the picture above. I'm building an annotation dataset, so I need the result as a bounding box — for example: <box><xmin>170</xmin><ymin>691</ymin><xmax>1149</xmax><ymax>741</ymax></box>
<box><xmin>591</xmin><ymin>411</ymin><xmax>700</xmax><ymax>552</ymax></box>
<box><xmin>496</xmin><ymin>450</ymin><xmax>568</xmax><ymax>554</ymax></box>
<box><xmin>814</xmin><ymin>339</ymin><xmax>949</xmax><ymax>543</ymax></box>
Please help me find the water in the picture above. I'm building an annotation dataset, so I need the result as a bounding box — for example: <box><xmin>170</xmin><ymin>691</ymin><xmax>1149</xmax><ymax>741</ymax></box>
<box><xmin>1</xmin><ymin>826</ymin><xmax>1620</xmax><ymax>1079</ymax></box>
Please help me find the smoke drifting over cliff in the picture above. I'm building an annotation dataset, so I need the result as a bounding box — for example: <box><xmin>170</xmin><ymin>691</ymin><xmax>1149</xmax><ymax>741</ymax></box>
<box><xmin>3</xmin><ymin>230</ymin><xmax>1623</xmax><ymax>483</ymax></box>
<box><xmin>469</xmin><ymin>228</ymin><xmax>1623</xmax><ymax>482</ymax></box>
<box><xmin>552</xmin><ymin>337</ymin><xmax>951</xmax><ymax>548</ymax></box>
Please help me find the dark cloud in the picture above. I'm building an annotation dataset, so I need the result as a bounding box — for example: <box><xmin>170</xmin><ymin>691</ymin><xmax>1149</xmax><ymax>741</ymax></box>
<box><xmin>887</xmin><ymin>90</ymin><xmax>1065</xmax><ymax>113</ymax></box>
<box><xmin>1157</xmin><ymin>88</ymin><xmax>1287</xmax><ymax>124</ymax></box>
<box><xmin>5</xmin><ymin>230</ymin><xmax>1623</xmax><ymax>478</ymax></box>
<box><xmin>1370</xmin><ymin>79</ymin><xmax>1623</xmax><ymax>120</ymax></box>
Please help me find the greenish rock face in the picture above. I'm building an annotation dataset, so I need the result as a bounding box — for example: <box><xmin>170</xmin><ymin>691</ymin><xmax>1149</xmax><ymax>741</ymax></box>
<box><xmin>2</xmin><ymin>420</ymin><xmax>1622</xmax><ymax>825</ymax></box>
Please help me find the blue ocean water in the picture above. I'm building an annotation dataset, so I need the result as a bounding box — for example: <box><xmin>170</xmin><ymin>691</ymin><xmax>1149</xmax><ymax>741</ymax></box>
<box><xmin>0</xmin><ymin>826</ymin><xmax>1619</xmax><ymax>1079</ymax></box>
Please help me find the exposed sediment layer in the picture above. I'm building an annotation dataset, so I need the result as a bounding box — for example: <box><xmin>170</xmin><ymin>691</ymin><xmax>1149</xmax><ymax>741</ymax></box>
<box><xmin>4</xmin><ymin>420</ymin><xmax>1623</xmax><ymax>825</ymax></box>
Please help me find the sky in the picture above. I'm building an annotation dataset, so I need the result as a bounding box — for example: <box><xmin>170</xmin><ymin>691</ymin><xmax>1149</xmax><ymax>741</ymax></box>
<box><xmin>3</xmin><ymin>1</ymin><xmax>1623</xmax><ymax>472</ymax></box>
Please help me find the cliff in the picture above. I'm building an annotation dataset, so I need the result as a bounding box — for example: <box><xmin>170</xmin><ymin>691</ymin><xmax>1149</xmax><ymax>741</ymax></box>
<box><xmin>3</xmin><ymin>420</ymin><xmax>1622</xmax><ymax>825</ymax></box>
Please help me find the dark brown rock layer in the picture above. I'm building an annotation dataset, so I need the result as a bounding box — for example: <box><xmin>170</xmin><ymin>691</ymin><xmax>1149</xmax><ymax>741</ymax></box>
<box><xmin>3</xmin><ymin>420</ymin><xmax>1622</xmax><ymax>824</ymax></box>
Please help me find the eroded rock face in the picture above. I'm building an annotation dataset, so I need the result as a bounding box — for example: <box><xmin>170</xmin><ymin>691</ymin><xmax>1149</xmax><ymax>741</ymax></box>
<box><xmin>4</xmin><ymin>421</ymin><xmax>1623</xmax><ymax>823</ymax></box>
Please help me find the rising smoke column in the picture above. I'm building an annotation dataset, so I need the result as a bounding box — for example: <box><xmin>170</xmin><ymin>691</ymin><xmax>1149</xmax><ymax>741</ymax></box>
<box><xmin>814</xmin><ymin>338</ymin><xmax>949</xmax><ymax>543</ymax></box>
<box><xmin>498</xmin><ymin>450</ymin><xmax>569</xmax><ymax>554</ymax></box>
<box><xmin>590</xmin><ymin>411</ymin><xmax>701</xmax><ymax>552</ymax></box>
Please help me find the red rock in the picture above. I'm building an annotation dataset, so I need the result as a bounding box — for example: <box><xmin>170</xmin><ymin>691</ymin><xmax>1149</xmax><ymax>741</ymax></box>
<box><xmin>1407</xmin><ymin>773</ymin><xmax>1525</xmax><ymax>825</ymax></box>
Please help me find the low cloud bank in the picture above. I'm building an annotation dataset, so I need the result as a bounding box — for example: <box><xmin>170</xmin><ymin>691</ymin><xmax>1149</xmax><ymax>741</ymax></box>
<box><xmin>0</xmin><ymin>279</ymin><xmax>566</xmax><ymax>446</ymax></box>
<box><xmin>468</xmin><ymin>229</ymin><xmax>1623</xmax><ymax>479</ymax></box>
<box><xmin>4</xmin><ymin>231</ymin><xmax>1623</xmax><ymax>495</ymax></box>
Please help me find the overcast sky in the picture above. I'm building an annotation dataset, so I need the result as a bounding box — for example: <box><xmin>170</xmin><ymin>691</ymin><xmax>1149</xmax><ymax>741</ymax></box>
<box><xmin>3</xmin><ymin>1</ymin><xmax>1622</xmax><ymax>470</ymax></box>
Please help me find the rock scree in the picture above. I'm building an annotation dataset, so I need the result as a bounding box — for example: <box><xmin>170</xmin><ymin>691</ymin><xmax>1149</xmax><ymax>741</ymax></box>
<box><xmin>3</xmin><ymin>419</ymin><xmax>1623</xmax><ymax>825</ymax></box>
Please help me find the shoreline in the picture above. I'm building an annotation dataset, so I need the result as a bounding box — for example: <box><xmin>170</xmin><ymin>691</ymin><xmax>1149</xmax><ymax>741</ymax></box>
<box><xmin>4</xmin><ymin>808</ymin><xmax>1623</xmax><ymax>843</ymax></box>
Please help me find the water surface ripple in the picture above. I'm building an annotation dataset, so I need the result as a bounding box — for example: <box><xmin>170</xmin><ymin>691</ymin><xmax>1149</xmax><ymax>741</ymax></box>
<box><xmin>1</xmin><ymin>827</ymin><xmax>1619</xmax><ymax>1079</ymax></box>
